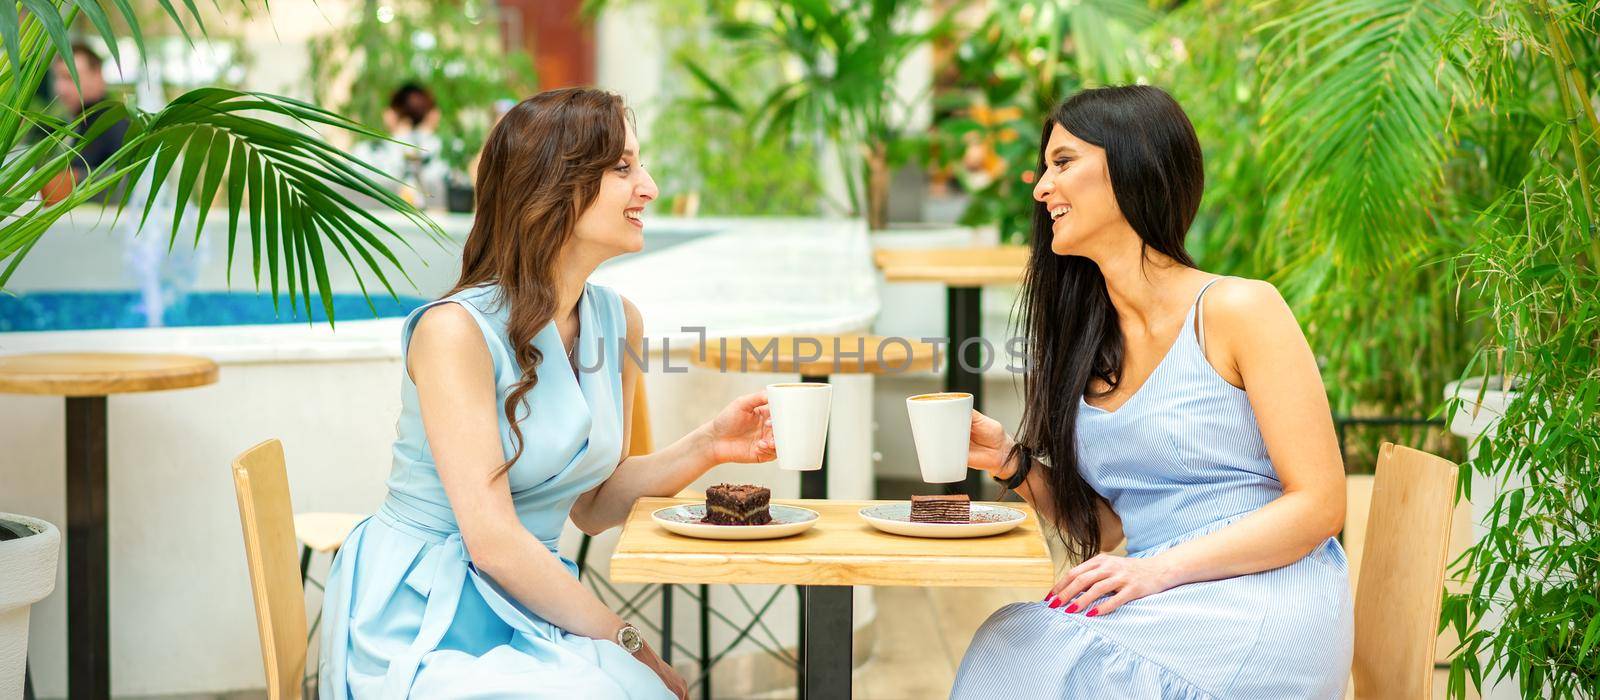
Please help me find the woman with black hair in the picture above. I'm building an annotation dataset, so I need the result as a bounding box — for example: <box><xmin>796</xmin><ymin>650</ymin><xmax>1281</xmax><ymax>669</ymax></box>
<box><xmin>951</xmin><ymin>85</ymin><xmax>1353</xmax><ymax>698</ymax></box>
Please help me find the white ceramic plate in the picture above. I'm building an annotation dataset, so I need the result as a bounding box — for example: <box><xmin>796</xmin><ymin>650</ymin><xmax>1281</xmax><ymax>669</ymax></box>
<box><xmin>858</xmin><ymin>502</ymin><xmax>1026</xmax><ymax>539</ymax></box>
<box><xmin>652</xmin><ymin>503</ymin><xmax>819</xmax><ymax>541</ymax></box>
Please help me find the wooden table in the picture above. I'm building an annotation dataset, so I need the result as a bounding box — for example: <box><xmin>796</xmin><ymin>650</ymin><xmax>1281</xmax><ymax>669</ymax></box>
<box><xmin>874</xmin><ymin>246</ymin><xmax>1031</xmax><ymax>497</ymax></box>
<box><xmin>0</xmin><ymin>353</ymin><xmax>219</xmax><ymax>700</ymax></box>
<box><xmin>611</xmin><ymin>497</ymin><xmax>1054</xmax><ymax>700</ymax></box>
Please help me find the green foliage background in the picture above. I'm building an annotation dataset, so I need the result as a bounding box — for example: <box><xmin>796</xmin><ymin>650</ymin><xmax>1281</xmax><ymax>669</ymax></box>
<box><xmin>307</xmin><ymin>0</ymin><xmax>537</xmax><ymax>173</ymax></box>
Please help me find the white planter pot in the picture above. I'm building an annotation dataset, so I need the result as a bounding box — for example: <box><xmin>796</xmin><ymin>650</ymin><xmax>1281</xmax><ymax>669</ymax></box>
<box><xmin>0</xmin><ymin>513</ymin><xmax>60</xmax><ymax>700</ymax></box>
<box><xmin>1443</xmin><ymin>377</ymin><xmax>1534</xmax><ymax>700</ymax></box>
<box><xmin>1445</xmin><ymin>375</ymin><xmax>1518</xmax><ymax>450</ymax></box>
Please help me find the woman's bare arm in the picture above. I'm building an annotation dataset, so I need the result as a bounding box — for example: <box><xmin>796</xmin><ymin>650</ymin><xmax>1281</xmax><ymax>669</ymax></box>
<box><xmin>569</xmin><ymin>297</ymin><xmax>774</xmax><ymax>533</ymax></box>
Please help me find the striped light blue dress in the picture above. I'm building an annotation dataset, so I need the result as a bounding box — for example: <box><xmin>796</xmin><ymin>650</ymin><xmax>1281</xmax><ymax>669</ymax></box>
<box><xmin>951</xmin><ymin>278</ymin><xmax>1353</xmax><ymax>699</ymax></box>
<box><xmin>317</xmin><ymin>283</ymin><xmax>674</xmax><ymax>699</ymax></box>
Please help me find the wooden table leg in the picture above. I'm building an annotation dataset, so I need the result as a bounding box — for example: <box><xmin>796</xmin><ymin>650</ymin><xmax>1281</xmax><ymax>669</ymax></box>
<box><xmin>65</xmin><ymin>396</ymin><xmax>110</xmax><ymax>700</ymax></box>
<box><xmin>800</xmin><ymin>585</ymin><xmax>851</xmax><ymax>700</ymax></box>
<box><xmin>945</xmin><ymin>286</ymin><xmax>986</xmax><ymax>498</ymax></box>
<box><xmin>660</xmin><ymin>584</ymin><xmax>673</xmax><ymax>664</ymax></box>
<box><xmin>698</xmin><ymin>584</ymin><xmax>710</xmax><ymax>700</ymax></box>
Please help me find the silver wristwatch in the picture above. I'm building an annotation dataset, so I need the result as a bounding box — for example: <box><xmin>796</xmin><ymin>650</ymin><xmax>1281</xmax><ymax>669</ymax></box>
<box><xmin>615</xmin><ymin>623</ymin><xmax>643</xmax><ymax>653</ymax></box>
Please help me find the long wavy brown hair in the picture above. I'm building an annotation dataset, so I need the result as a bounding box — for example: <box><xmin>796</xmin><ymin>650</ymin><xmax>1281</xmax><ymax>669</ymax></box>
<box><xmin>445</xmin><ymin>88</ymin><xmax>628</xmax><ymax>476</ymax></box>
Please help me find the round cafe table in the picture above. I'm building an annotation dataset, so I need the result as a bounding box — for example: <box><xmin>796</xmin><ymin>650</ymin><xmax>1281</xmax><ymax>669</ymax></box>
<box><xmin>0</xmin><ymin>353</ymin><xmax>218</xmax><ymax>700</ymax></box>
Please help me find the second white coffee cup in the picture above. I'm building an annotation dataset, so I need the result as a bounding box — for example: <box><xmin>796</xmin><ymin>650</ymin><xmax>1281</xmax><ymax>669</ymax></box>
<box><xmin>766</xmin><ymin>382</ymin><xmax>832</xmax><ymax>470</ymax></box>
<box><xmin>906</xmin><ymin>392</ymin><xmax>974</xmax><ymax>483</ymax></box>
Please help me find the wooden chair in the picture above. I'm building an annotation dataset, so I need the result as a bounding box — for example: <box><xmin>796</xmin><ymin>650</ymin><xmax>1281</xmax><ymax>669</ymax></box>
<box><xmin>1350</xmin><ymin>443</ymin><xmax>1460</xmax><ymax>699</ymax></box>
<box><xmin>230</xmin><ymin>439</ymin><xmax>308</xmax><ymax>700</ymax></box>
<box><xmin>292</xmin><ymin>513</ymin><xmax>365</xmax><ymax>580</ymax></box>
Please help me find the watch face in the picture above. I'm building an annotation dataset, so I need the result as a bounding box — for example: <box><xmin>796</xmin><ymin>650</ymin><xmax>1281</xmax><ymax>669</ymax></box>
<box><xmin>619</xmin><ymin>625</ymin><xmax>643</xmax><ymax>652</ymax></box>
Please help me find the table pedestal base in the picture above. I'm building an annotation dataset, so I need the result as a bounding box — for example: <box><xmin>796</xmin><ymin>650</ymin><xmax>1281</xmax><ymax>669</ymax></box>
<box><xmin>799</xmin><ymin>586</ymin><xmax>852</xmax><ymax>699</ymax></box>
<box><xmin>945</xmin><ymin>287</ymin><xmax>986</xmax><ymax>498</ymax></box>
<box><xmin>66</xmin><ymin>396</ymin><xmax>109</xmax><ymax>700</ymax></box>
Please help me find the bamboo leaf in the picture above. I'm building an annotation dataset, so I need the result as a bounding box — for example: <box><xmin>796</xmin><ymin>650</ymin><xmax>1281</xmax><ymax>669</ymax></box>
<box><xmin>0</xmin><ymin>1</ymin><xmax>22</xmax><ymax>72</ymax></box>
<box><xmin>19</xmin><ymin>0</ymin><xmax>73</xmax><ymax>86</ymax></box>
<box><xmin>72</xmin><ymin>0</ymin><xmax>121</xmax><ymax>66</ymax></box>
<box><xmin>101</xmin><ymin>0</ymin><xmax>145</xmax><ymax>58</ymax></box>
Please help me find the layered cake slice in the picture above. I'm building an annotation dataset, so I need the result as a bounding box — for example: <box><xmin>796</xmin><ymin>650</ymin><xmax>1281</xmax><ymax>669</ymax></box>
<box><xmin>703</xmin><ymin>484</ymin><xmax>773</xmax><ymax>525</ymax></box>
<box><xmin>910</xmin><ymin>494</ymin><xmax>971</xmax><ymax>523</ymax></box>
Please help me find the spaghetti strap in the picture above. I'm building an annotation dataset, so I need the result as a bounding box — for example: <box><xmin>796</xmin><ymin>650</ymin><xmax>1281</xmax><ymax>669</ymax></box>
<box><xmin>1193</xmin><ymin>276</ymin><xmax>1229</xmax><ymax>355</ymax></box>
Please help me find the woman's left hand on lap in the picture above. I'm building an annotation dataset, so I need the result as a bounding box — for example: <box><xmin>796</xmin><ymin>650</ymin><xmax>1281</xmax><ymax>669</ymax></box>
<box><xmin>1047</xmin><ymin>553</ymin><xmax>1180</xmax><ymax>616</ymax></box>
<box><xmin>703</xmin><ymin>391</ymin><xmax>777</xmax><ymax>464</ymax></box>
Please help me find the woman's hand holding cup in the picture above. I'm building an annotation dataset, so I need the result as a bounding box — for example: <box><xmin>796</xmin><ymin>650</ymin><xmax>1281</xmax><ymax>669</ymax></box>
<box><xmin>967</xmin><ymin>409</ymin><xmax>1017</xmax><ymax>479</ymax></box>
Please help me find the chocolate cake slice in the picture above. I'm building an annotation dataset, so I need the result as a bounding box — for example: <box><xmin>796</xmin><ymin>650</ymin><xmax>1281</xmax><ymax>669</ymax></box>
<box><xmin>703</xmin><ymin>484</ymin><xmax>773</xmax><ymax>525</ymax></box>
<box><xmin>910</xmin><ymin>494</ymin><xmax>971</xmax><ymax>523</ymax></box>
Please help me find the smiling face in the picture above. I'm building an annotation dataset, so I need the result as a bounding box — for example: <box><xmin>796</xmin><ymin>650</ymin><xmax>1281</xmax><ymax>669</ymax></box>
<box><xmin>1033</xmin><ymin>124</ymin><xmax>1127</xmax><ymax>258</ymax></box>
<box><xmin>572</xmin><ymin>123</ymin><xmax>658</xmax><ymax>257</ymax></box>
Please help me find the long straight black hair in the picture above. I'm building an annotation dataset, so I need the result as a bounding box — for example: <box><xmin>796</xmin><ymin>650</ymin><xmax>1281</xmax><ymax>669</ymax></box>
<box><xmin>1011</xmin><ymin>85</ymin><xmax>1205</xmax><ymax>561</ymax></box>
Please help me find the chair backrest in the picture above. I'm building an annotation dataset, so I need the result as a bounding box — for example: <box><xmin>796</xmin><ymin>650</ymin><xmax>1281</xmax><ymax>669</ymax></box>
<box><xmin>629</xmin><ymin>378</ymin><xmax>653</xmax><ymax>457</ymax></box>
<box><xmin>230</xmin><ymin>439</ymin><xmax>307</xmax><ymax>700</ymax></box>
<box><xmin>1351</xmin><ymin>443</ymin><xmax>1458</xmax><ymax>699</ymax></box>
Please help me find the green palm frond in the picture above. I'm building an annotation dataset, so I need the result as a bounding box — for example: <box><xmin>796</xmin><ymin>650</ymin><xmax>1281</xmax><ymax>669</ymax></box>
<box><xmin>1258</xmin><ymin>0</ymin><xmax>1474</xmax><ymax>270</ymax></box>
<box><xmin>0</xmin><ymin>0</ymin><xmax>444</xmax><ymax>325</ymax></box>
<box><xmin>0</xmin><ymin>89</ymin><xmax>444</xmax><ymax>323</ymax></box>
<box><xmin>1067</xmin><ymin>0</ymin><xmax>1157</xmax><ymax>85</ymax></box>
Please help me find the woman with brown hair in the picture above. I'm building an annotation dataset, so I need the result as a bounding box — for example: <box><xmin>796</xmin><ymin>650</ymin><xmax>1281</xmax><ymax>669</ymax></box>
<box><xmin>317</xmin><ymin>88</ymin><xmax>775</xmax><ymax>699</ymax></box>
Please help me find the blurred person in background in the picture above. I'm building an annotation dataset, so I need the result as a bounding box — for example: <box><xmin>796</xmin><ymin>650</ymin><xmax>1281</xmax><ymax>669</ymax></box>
<box><xmin>40</xmin><ymin>42</ymin><xmax>128</xmax><ymax>205</ymax></box>
<box><xmin>355</xmin><ymin>82</ymin><xmax>449</xmax><ymax>207</ymax></box>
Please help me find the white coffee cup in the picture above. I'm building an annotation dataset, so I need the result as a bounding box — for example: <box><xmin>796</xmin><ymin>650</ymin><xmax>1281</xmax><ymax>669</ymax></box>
<box><xmin>906</xmin><ymin>392</ymin><xmax>974</xmax><ymax>483</ymax></box>
<box><xmin>766</xmin><ymin>382</ymin><xmax>832</xmax><ymax>471</ymax></box>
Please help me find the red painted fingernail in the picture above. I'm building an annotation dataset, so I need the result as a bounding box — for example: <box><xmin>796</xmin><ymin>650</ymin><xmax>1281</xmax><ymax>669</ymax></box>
<box><xmin>1048</xmin><ymin>597</ymin><xmax>1063</xmax><ymax>609</ymax></box>
<box><xmin>1086</xmin><ymin>608</ymin><xmax>1099</xmax><ymax>617</ymax></box>
<box><xmin>1064</xmin><ymin>603</ymin><xmax>1079</xmax><ymax>614</ymax></box>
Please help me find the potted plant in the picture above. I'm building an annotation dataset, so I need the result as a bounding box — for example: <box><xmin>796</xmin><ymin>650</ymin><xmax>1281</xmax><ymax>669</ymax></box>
<box><xmin>308</xmin><ymin>0</ymin><xmax>535</xmax><ymax>218</ymax></box>
<box><xmin>932</xmin><ymin>0</ymin><xmax>1154</xmax><ymax>244</ymax></box>
<box><xmin>0</xmin><ymin>513</ymin><xmax>59</xmax><ymax>699</ymax></box>
<box><xmin>440</xmin><ymin>126</ymin><xmax>484</xmax><ymax>214</ymax></box>
<box><xmin>687</xmin><ymin>0</ymin><xmax>951</xmax><ymax>230</ymax></box>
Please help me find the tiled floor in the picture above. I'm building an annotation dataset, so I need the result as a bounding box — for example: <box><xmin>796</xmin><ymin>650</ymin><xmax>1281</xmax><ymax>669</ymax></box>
<box><xmin>844</xmin><ymin>585</ymin><xmax>1469</xmax><ymax>700</ymax></box>
<box><xmin>850</xmin><ymin>585</ymin><xmax>1038</xmax><ymax>700</ymax></box>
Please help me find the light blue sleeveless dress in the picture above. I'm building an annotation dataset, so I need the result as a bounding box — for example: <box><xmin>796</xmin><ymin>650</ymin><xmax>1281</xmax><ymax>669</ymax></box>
<box><xmin>317</xmin><ymin>283</ymin><xmax>674</xmax><ymax>699</ymax></box>
<box><xmin>951</xmin><ymin>278</ymin><xmax>1354</xmax><ymax>699</ymax></box>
